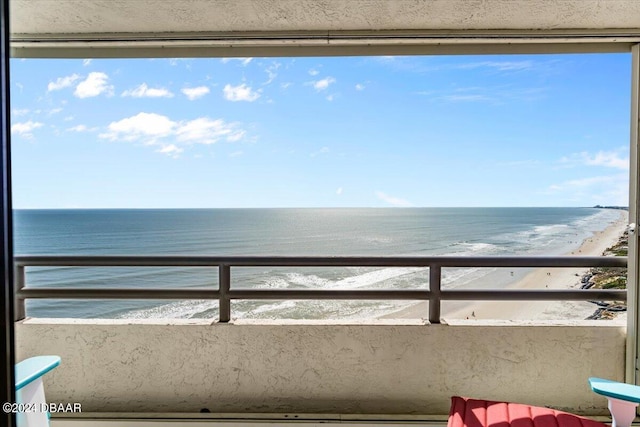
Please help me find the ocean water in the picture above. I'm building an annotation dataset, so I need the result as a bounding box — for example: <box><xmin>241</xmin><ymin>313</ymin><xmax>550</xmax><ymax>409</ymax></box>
<box><xmin>13</xmin><ymin>207</ymin><xmax>622</xmax><ymax>319</ymax></box>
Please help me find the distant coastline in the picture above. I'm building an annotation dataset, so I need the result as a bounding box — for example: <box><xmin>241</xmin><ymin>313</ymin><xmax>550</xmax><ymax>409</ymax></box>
<box><xmin>383</xmin><ymin>210</ymin><xmax>628</xmax><ymax>322</ymax></box>
<box><xmin>593</xmin><ymin>205</ymin><xmax>628</xmax><ymax>210</ymax></box>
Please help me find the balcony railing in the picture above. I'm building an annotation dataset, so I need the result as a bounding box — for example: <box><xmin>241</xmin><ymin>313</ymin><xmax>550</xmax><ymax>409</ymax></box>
<box><xmin>14</xmin><ymin>255</ymin><xmax>628</xmax><ymax>323</ymax></box>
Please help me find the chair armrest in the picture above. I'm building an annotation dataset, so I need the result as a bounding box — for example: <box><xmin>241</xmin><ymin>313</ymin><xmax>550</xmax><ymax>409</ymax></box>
<box><xmin>15</xmin><ymin>356</ymin><xmax>60</xmax><ymax>391</ymax></box>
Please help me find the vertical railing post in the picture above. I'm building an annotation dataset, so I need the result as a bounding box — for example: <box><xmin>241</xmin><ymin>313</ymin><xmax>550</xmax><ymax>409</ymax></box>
<box><xmin>14</xmin><ymin>265</ymin><xmax>25</xmax><ymax>321</ymax></box>
<box><xmin>429</xmin><ymin>265</ymin><xmax>441</xmax><ymax>324</ymax></box>
<box><xmin>628</xmin><ymin>43</ymin><xmax>640</xmax><ymax>386</ymax></box>
<box><xmin>218</xmin><ymin>264</ymin><xmax>231</xmax><ymax>323</ymax></box>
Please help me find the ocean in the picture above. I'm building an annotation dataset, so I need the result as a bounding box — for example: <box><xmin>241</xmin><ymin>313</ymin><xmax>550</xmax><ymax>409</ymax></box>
<box><xmin>13</xmin><ymin>207</ymin><xmax>622</xmax><ymax>320</ymax></box>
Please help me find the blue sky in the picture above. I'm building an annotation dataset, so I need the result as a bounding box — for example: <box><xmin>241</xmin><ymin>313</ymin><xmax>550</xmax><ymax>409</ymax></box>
<box><xmin>9</xmin><ymin>53</ymin><xmax>631</xmax><ymax>208</ymax></box>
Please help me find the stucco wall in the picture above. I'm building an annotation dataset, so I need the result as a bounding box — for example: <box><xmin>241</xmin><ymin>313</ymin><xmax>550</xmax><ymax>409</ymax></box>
<box><xmin>15</xmin><ymin>319</ymin><xmax>625</xmax><ymax>415</ymax></box>
<box><xmin>11</xmin><ymin>0</ymin><xmax>640</xmax><ymax>35</ymax></box>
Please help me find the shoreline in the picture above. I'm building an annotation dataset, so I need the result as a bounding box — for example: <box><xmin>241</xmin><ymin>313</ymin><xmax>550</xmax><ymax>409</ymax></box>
<box><xmin>382</xmin><ymin>210</ymin><xmax>629</xmax><ymax>322</ymax></box>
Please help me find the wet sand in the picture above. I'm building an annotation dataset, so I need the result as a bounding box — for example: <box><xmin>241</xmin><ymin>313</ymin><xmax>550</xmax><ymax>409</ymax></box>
<box><xmin>382</xmin><ymin>210</ymin><xmax>628</xmax><ymax>322</ymax></box>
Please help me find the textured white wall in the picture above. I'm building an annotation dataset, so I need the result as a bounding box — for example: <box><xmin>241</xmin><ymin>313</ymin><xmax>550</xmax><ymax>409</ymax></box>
<box><xmin>16</xmin><ymin>319</ymin><xmax>625</xmax><ymax>415</ymax></box>
<box><xmin>11</xmin><ymin>0</ymin><xmax>640</xmax><ymax>35</ymax></box>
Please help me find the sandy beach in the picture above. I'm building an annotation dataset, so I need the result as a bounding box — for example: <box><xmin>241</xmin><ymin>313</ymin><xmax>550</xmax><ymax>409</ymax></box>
<box><xmin>383</xmin><ymin>210</ymin><xmax>629</xmax><ymax>322</ymax></box>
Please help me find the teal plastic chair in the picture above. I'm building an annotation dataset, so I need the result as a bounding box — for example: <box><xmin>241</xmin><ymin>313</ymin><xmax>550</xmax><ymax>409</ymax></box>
<box><xmin>15</xmin><ymin>356</ymin><xmax>60</xmax><ymax>427</ymax></box>
<box><xmin>590</xmin><ymin>378</ymin><xmax>640</xmax><ymax>427</ymax></box>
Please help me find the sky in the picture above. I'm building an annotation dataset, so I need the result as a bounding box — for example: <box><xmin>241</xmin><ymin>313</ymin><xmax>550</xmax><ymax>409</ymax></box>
<box><xmin>9</xmin><ymin>53</ymin><xmax>631</xmax><ymax>209</ymax></box>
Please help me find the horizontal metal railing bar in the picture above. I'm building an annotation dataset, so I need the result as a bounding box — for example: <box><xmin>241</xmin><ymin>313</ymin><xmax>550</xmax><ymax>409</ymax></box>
<box><xmin>14</xmin><ymin>255</ymin><xmax>628</xmax><ymax>322</ymax></box>
<box><xmin>16</xmin><ymin>288</ymin><xmax>627</xmax><ymax>302</ymax></box>
<box><xmin>16</xmin><ymin>288</ymin><xmax>431</xmax><ymax>300</ymax></box>
<box><xmin>14</xmin><ymin>255</ymin><xmax>627</xmax><ymax>268</ymax></box>
<box><xmin>17</xmin><ymin>288</ymin><xmax>220</xmax><ymax>299</ymax></box>
<box><xmin>199</xmin><ymin>289</ymin><xmax>627</xmax><ymax>301</ymax></box>
<box><xmin>441</xmin><ymin>289</ymin><xmax>627</xmax><ymax>301</ymax></box>
<box><xmin>224</xmin><ymin>289</ymin><xmax>433</xmax><ymax>300</ymax></box>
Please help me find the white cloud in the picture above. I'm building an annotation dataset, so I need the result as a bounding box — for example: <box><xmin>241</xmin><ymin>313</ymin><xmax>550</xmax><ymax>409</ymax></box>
<box><xmin>221</xmin><ymin>57</ymin><xmax>253</xmax><ymax>66</ymax></box>
<box><xmin>583</xmin><ymin>151</ymin><xmax>629</xmax><ymax>170</ymax></box>
<box><xmin>561</xmin><ymin>176</ymin><xmax>616</xmax><ymax>188</ymax></box>
<box><xmin>336</xmin><ymin>187</ymin><xmax>343</xmax><ymax>195</ymax></box>
<box><xmin>100</xmin><ymin>112</ymin><xmax>175</xmax><ymax>142</ymax></box>
<box><xmin>422</xmin><ymin>85</ymin><xmax>545</xmax><ymax>104</ymax></box>
<box><xmin>166</xmin><ymin>59</ymin><xmax>179</xmax><ymax>65</ymax></box>
<box><xmin>545</xmin><ymin>173</ymin><xmax>628</xmax><ymax>206</ymax></box>
<box><xmin>459</xmin><ymin>60</ymin><xmax>534</xmax><ymax>72</ymax></box>
<box><xmin>181</xmin><ymin>86</ymin><xmax>210</xmax><ymax>100</ymax></box>
<box><xmin>441</xmin><ymin>94</ymin><xmax>493</xmax><ymax>103</ymax></box>
<box><xmin>375</xmin><ymin>191</ymin><xmax>413</xmax><ymax>207</ymax></box>
<box><xmin>311</xmin><ymin>146</ymin><xmax>330</xmax><ymax>157</ymax></box>
<box><xmin>158</xmin><ymin>144</ymin><xmax>183</xmax><ymax>156</ymax></box>
<box><xmin>48</xmin><ymin>74</ymin><xmax>80</xmax><ymax>92</ymax></box>
<box><xmin>371</xmin><ymin>56</ymin><xmax>398</xmax><ymax>67</ymax></box>
<box><xmin>74</xmin><ymin>72</ymin><xmax>113</xmax><ymax>98</ymax></box>
<box><xmin>176</xmin><ymin>118</ymin><xmax>244</xmax><ymax>145</ymax></box>
<box><xmin>67</xmin><ymin>124</ymin><xmax>98</xmax><ymax>132</ymax></box>
<box><xmin>223</xmin><ymin>84</ymin><xmax>261</xmax><ymax>102</ymax></box>
<box><xmin>229</xmin><ymin>151</ymin><xmax>244</xmax><ymax>158</ymax></box>
<box><xmin>264</xmin><ymin>62</ymin><xmax>281</xmax><ymax>85</ymax></box>
<box><xmin>355</xmin><ymin>84</ymin><xmax>365</xmax><ymax>91</ymax></box>
<box><xmin>227</xmin><ymin>130</ymin><xmax>246</xmax><ymax>142</ymax></box>
<box><xmin>100</xmin><ymin>112</ymin><xmax>247</xmax><ymax>156</ymax></box>
<box><xmin>377</xmin><ymin>56</ymin><xmax>537</xmax><ymax>75</ymax></box>
<box><xmin>559</xmin><ymin>150</ymin><xmax>629</xmax><ymax>170</ymax></box>
<box><xmin>122</xmin><ymin>83</ymin><xmax>174</xmax><ymax>98</ymax></box>
<box><xmin>11</xmin><ymin>120</ymin><xmax>43</xmax><ymax>138</ymax></box>
<box><xmin>11</xmin><ymin>108</ymin><xmax>29</xmax><ymax>117</ymax></box>
<box><xmin>309</xmin><ymin>69</ymin><xmax>320</xmax><ymax>76</ymax></box>
<box><xmin>312</xmin><ymin>77</ymin><xmax>336</xmax><ymax>91</ymax></box>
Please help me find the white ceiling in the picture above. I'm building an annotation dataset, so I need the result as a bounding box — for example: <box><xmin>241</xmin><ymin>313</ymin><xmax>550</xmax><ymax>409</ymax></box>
<box><xmin>9</xmin><ymin>0</ymin><xmax>640</xmax><ymax>57</ymax></box>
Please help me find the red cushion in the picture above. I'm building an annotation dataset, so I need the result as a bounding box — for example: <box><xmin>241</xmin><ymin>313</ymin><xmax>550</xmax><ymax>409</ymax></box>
<box><xmin>448</xmin><ymin>396</ymin><xmax>608</xmax><ymax>427</ymax></box>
